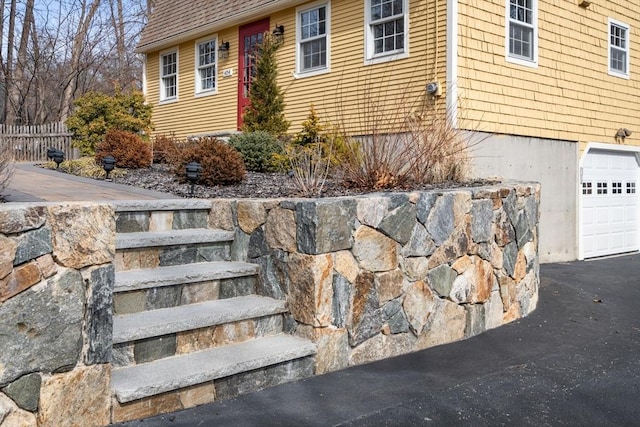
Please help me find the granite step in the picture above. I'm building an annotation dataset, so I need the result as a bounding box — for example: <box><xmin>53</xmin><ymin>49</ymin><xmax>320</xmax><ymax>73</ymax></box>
<box><xmin>114</xmin><ymin>261</ymin><xmax>259</xmax><ymax>293</ymax></box>
<box><xmin>116</xmin><ymin>228</ymin><xmax>234</xmax><ymax>250</ymax></box>
<box><xmin>111</xmin><ymin>199</ymin><xmax>212</xmax><ymax>213</ymax></box>
<box><xmin>112</xmin><ymin>334</ymin><xmax>317</xmax><ymax>403</ymax></box>
<box><xmin>112</xmin><ymin>295</ymin><xmax>287</xmax><ymax>344</ymax></box>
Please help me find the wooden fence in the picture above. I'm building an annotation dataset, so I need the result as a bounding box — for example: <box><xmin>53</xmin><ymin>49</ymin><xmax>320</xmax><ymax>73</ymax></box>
<box><xmin>0</xmin><ymin>122</ymin><xmax>77</xmax><ymax>162</ymax></box>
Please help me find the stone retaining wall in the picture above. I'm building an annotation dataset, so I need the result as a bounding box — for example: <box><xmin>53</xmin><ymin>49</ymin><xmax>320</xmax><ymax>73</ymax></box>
<box><xmin>0</xmin><ymin>203</ymin><xmax>115</xmax><ymax>426</ymax></box>
<box><xmin>215</xmin><ymin>182</ymin><xmax>540</xmax><ymax>374</ymax></box>
<box><xmin>0</xmin><ymin>181</ymin><xmax>540</xmax><ymax>425</ymax></box>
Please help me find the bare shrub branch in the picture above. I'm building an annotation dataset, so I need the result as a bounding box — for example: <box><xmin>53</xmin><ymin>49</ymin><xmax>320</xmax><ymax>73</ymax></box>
<box><xmin>0</xmin><ymin>139</ymin><xmax>16</xmax><ymax>195</ymax></box>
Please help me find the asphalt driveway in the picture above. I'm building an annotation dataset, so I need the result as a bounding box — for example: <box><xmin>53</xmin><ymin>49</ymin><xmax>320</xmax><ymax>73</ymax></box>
<box><xmin>114</xmin><ymin>253</ymin><xmax>640</xmax><ymax>426</ymax></box>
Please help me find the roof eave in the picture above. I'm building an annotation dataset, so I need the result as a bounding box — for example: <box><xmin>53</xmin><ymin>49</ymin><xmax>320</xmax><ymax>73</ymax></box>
<box><xmin>136</xmin><ymin>0</ymin><xmax>304</xmax><ymax>54</ymax></box>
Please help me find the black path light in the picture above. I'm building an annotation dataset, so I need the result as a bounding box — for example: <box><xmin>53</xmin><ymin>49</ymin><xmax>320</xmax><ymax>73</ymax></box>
<box><xmin>46</xmin><ymin>147</ymin><xmax>57</xmax><ymax>160</ymax></box>
<box><xmin>185</xmin><ymin>161</ymin><xmax>202</xmax><ymax>197</ymax></box>
<box><xmin>52</xmin><ymin>149</ymin><xmax>65</xmax><ymax>168</ymax></box>
<box><xmin>102</xmin><ymin>155</ymin><xmax>117</xmax><ymax>180</ymax></box>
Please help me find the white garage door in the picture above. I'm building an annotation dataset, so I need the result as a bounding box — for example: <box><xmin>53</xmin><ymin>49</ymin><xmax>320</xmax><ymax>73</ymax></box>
<box><xmin>581</xmin><ymin>149</ymin><xmax>639</xmax><ymax>258</ymax></box>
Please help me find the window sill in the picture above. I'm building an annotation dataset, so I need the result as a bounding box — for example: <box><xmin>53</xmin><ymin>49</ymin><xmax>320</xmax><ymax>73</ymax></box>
<box><xmin>195</xmin><ymin>89</ymin><xmax>218</xmax><ymax>98</ymax></box>
<box><xmin>159</xmin><ymin>98</ymin><xmax>178</xmax><ymax>105</ymax></box>
<box><xmin>293</xmin><ymin>67</ymin><xmax>330</xmax><ymax>79</ymax></box>
<box><xmin>364</xmin><ymin>51</ymin><xmax>408</xmax><ymax>66</ymax></box>
<box><xmin>505</xmin><ymin>55</ymin><xmax>538</xmax><ymax>69</ymax></box>
<box><xmin>608</xmin><ymin>69</ymin><xmax>630</xmax><ymax>80</ymax></box>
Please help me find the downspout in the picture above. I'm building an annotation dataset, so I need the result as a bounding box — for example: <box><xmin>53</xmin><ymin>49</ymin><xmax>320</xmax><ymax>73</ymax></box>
<box><xmin>446</xmin><ymin>0</ymin><xmax>458</xmax><ymax>128</ymax></box>
<box><xmin>142</xmin><ymin>54</ymin><xmax>148</xmax><ymax>98</ymax></box>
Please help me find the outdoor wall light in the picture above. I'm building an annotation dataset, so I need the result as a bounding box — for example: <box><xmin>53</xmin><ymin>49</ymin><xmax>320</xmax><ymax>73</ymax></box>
<box><xmin>272</xmin><ymin>24</ymin><xmax>285</xmax><ymax>43</ymax></box>
<box><xmin>578</xmin><ymin>0</ymin><xmax>591</xmax><ymax>8</ymax></box>
<box><xmin>102</xmin><ymin>155</ymin><xmax>117</xmax><ymax>180</ymax></box>
<box><xmin>615</xmin><ymin>128</ymin><xmax>632</xmax><ymax>143</ymax></box>
<box><xmin>52</xmin><ymin>149</ymin><xmax>65</xmax><ymax>168</ymax></box>
<box><xmin>185</xmin><ymin>161</ymin><xmax>202</xmax><ymax>196</ymax></box>
<box><xmin>219</xmin><ymin>41</ymin><xmax>230</xmax><ymax>59</ymax></box>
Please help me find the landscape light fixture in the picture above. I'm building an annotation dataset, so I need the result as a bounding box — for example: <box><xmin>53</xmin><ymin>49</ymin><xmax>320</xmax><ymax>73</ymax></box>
<box><xmin>185</xmin><ymin>161</ymin><xmax>202</xmax><ymax>197</ymax></box>
<box><xmin>272</xmin><ymin>24</ymin><xmax>285</xmax><ymax>43</ymax></box>
<box><xmin>52</xmin><ymin>149</ymin><xmax>65</xmax><ymax>168</ymax></box>
<box><xmin>102</xmin><ymin>155</ymin><xmax>117</xmax><ymax>180</ymax></box>
<box><xmin>46</xmin><ymin>147</ymin><xmax>57</xmax><ymax>160</ymax></box>
<box><xmin>219</xmin><ymin>41</ymin><xmax>230</xmax><ymax>59</ymax></box>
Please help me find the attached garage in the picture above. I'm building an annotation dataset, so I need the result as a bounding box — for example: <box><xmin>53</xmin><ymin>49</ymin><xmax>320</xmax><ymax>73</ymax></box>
<box><xmin>581</xmin><ymin>147</ymin><xmax>640</xmax><ymax>259</ymax></box>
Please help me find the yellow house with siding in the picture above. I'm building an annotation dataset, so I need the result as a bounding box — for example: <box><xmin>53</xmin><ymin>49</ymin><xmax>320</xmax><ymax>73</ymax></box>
<box><xmin>137</xmin><ymin>0</ymin><xmax>640</xmax><ymax>263</ymax></box>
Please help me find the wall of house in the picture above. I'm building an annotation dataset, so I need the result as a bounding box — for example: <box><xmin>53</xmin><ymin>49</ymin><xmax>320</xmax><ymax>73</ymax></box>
<box><xmin>145</xmin><ymin>0</ymin><xmax>450</xmax><ymax>139</ymax></box>
<box><xmin>456</xmin><ymin>0</ymin><xmax>639</xmax><ymax>150</ymax></box>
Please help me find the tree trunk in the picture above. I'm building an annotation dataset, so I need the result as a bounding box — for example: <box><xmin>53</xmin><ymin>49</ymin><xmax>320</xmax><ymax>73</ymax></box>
<box><xmin>4</xmin><ymin>0</ymin><xmax>17</xmax><ymax>124</ymax></box>
<box><xmin>59</xmin><ymin>0</ymin><xmax>102</xmax><ymax>123</ymax></box>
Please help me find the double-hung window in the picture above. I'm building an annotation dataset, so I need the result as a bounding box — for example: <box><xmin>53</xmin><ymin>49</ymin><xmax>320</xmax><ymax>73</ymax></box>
<box><xmin>196</xmin><ymin>38</ymin><xmax>217</xmax><ymax>93</ymax></box>
<box><xmin>608</xmin><ymin>18</ymin><xmax>630</xmax><ymax>78</ymax></box>
<box><xmin>506</xmin><ymin>0</ymin><xmax>537</xmax><ymax>67</ymax></box>
<box><xmin>160</xmin><ymin>50</ymin><xmax>177</xmax><ymax>101</ymax></box>
<box><xmin>365</xmin><ymin>0</ymin><xmax>408</xmax><ymax>63</ymax></box>
<box><xmin>297</xmin><ymin>3</ymin><xmax>329</xmax><ymax>75</ymax></box>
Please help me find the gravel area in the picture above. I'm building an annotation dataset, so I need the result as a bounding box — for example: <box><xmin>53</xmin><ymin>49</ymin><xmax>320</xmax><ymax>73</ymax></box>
<box><xmin>110</xmin><ymin>164</ymin><xmax>497</xmax><ymax>199</ymax></box>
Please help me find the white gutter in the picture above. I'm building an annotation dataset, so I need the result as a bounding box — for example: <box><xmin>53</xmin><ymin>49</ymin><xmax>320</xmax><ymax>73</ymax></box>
<box><xmin>446</xmin><ymin>0</ymin><xmax>458</xmax><ymax>128</ymax></box>
<box><xmin>136</xmin><ymin>0</ymin><xmax>308</xmax><ymax>53</ymax></box>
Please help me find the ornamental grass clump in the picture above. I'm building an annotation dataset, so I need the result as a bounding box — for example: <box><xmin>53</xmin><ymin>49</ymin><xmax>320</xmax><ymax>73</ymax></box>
<box><xmin>336</xmin><ymin>75</ymin><xmax>471</xmax><ymax>190</ymax></box>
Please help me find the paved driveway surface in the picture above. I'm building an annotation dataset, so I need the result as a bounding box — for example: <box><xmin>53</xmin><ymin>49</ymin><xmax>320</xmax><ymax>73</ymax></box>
<box><xmin>114</xmin><ymin>254</ymin><xmax>640</xmax><ymax>426</ymax></box>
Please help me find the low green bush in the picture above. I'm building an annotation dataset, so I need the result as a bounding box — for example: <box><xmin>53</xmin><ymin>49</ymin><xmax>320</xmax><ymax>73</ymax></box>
<box><xmin>228</xmin><ymin>131</ymin><xmax>283</xmax><ymax>172</ymax></box>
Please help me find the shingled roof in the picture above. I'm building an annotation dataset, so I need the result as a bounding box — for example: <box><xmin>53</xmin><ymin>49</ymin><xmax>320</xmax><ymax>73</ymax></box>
<box><xmin>137</xmin><ymin>0</ymin><xmax>298</xmax><ymax>53</ymax></box>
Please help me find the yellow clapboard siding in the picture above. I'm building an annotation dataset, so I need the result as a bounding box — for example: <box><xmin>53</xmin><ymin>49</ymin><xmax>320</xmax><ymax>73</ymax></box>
<box><xmin>458</xmin><ymin>0</ymin><xmax>640</xmax><ymax>147</ymax></box>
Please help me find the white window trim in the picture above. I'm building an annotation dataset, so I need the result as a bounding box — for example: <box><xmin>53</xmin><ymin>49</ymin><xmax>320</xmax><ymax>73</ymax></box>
<box><xmin>364</xmin><ymin>0</ymin><xmax>409</xmax><ymax>65</ymax></box>
<box><xmin>195</xmin><ymin>36</ymin><xmax>219</xmax><ymax>96</ymax></box>
<box><xmin>295</xmin><ymin>0</ymin><xmax>331</xmax><ymax>78</ymax></box>
<box><xmin>159</xmin><ymin>48</ymin><xmax>178</xmax><ymax>103</ymax></box>
<box><xmin>505</xmin><ymin>0</ymin><xmax>538</xmax><ymax>68</ymax></box>
<box><xmin>608</xmin><ymin>18</ymin><xmax>630</xmax><ymax>79</ymax></box>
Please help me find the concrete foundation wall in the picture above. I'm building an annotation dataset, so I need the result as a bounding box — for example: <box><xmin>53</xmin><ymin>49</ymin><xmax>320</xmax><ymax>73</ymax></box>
<box><xmin>467</xmin><ymin>132</ymin><xmax>578</xmax><ymax>263</ymax></box>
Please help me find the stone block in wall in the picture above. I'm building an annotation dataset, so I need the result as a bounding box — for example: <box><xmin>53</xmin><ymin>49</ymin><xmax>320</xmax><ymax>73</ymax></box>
<box><xmin>0</xmin><ymin>268</ymin><xmax>84</xmax><ymax>385</ymax></box>
<box><xmin>332</xmin><ymin>273</ymin><xmax>351</xmax><ymax>328</ymax></box>
<box><xmin>334</xmin><ymin>251</ymin><xmax>359</xmax><ymax>283</ymax></box>
<box><xmin>416</xmin><ymin>298</ymin><xmax>466</xmax><ymax>350</ymax></box>
<box><xmin>382</xmin><ymin>298</ymin><xmax>410</xmax><ymax>334</ymax></box>
<box><xmin>287</xmin><ymin>253</ymin><xmax>333</xmax><ymax>327</ymax></box>
<box><xmin>349</xmin><ymin>334</ymin><xmax>387</xmax><ymax>366</ymax></box>
<box><xmin>237</xmin><ymin>201</ymin><xmax>267</xmax><ymax>234</ymax></box>
<box><xmin>1</xmin><ymin>372</ymin><xmax>41</xmax><ymax>412</ymax></box>
<box><xmin>347</xmin><ymin>271</ymin><xmax>382</xmax><ymax>347</ymax></box>
<box><xmin>0</xmin><ymin>262</ymin><xmax>41</xmax><ymax>303</ymax></box>
<box><xmin>376</xmin><ymin>269</ymin><xmax>404</xmax><ymax>304</ymax></box>
<box><xmin>427</xmin><ymin>227</ymin><xmax>470</xmax><ymax>269</ymax></box>
<box><xmin>47</xmin><ymin>204</ymin><xmax>115</xmax><ymax>269</ymax></box>
<box><xmin>0</xmin><ymin>236</ymin><xmax>16</xmax><ymax>280</ymax></box>
<box><xmin>427</xmin><ymin>263</ymin><xmax>457</xmax><ymax>298</ymax></box>
<box><xmin>352</xmin><ymin>226</ymin><xmax>397</xmax><ymax>272</ymax></box>
<box><xmin>356</xmin><ymin>196</ymin><xmax>390</xmax><ymax>228</ymax></box>
<box><xmin>209</xmin><ymin>200</ymin><xmax>235</xmax><ymax>231</ymax></box>
<box><xmin>402</xmin><ymin>281</ymin><xmax>436</xmax><ymax>335</ymax></box>
<box><xmin>378</xmin><ymin>202</ymin><xmax>416</xmax><ymax>245</ymax></box>
<box><xmin>450</xmin><ymin>256</ymin><xmax>493</xmax><ymax>304</ymax></box>
<box><xmin>254</xmin><ymin>253</ymin><xmax>286</xmax><ymax>300</ymax></box>
<box><xmin>471</xmin><ymin>199</ymin><xmax>493</xmax><ymax>243</ymax></box>
<box><xmin>12</xmin><ymin>227</ymin><xmax>52</xmax><ymax>266</ymax></box>
<box><xmin>0</xmin><ymin>392</ymin><xmax>37</xmax><ymax>426</ymax></box>
<box><xmin>35</xmin><ymin>254</ymin><xmax>57</xmax><ymax>279</ymax></box>
<box><xmin>37</xmin><ymin>364</ymin><xmax>110</xmax><ymax>427</ymax></box>
<box><xmin>494</xmin><ymin>209</ymin><xmax>515</xmax><ymax>247</ymax></box>
<box><xmin>116</xmin><ymin>212</ymin><xmax>149</xmax><ymax>233</ymax></box>
<box><xmin>134</xmin><ymin>335</ymin><xmax>177</xmax><ymax>364</ymax></box>
<box><xmin>247</xmin><ymin>227</ymin><xmax>268</xmax><ymax>259</ymax></box>
<box><xmin>173</xmin><ymin>210</ymin><xmax>208</xmax><ymax>230</ymax></box>
<box><xmin>400</xmin><ymin>256</ymin><xmax>429</xmax><ymax>282</ymax></box>
<box><xmin>296</xmin><ymin>199</ymin><xmax>356</xmax><ymax>254</ymax></box>
<box><xmin>401</xmin><ymin>223</ymin><xmax>436</xmax><ymax>257</ymax></box>
<box><xmin>111</xmin><ymin>388</ymin><xmax>184</xmax><ymax>424</ymax></box>
<box><xmin>85</xmin><ymin>264</ymin><xmax>115</xmax><ymax>365</ymax></box>
<box><xmin>426</xmin><ymin>193</ymin><xmax>455</xmax><ymax>245</ymax></box>
<box><xmin>149</xmin><ymin>211</ymin><xmax>173</xmax><ymax>231</ymax></box>
<box><xmin>297</xmin><ymin>325</ymin><xmax>349</xmax><ymax>374</ymax></box>
<box><xmin>0</xmin><ymin>205</ymin><xmax>46</xmax><ymax>234</ymax></box>
<box><xmin>265</xmin><ymin>207</ymin><xmax>297</xmax><ymax>252</ymax></box>
<box><xmin>416</xmin><ymin>192</ymin><xmax>438</xmax><ymax>225</ymax></box>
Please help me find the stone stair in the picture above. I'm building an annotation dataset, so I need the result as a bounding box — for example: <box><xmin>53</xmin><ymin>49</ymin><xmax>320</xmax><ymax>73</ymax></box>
<box><xmin>109</xmin><ymin>200</ymin><xmax>315</xmax><ymax>422</ymax></box>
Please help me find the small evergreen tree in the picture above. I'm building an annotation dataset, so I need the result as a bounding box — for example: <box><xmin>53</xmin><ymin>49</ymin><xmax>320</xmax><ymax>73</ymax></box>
<box><xmin>241</xmin><ymin>34</ymin><xmax>290</xmax><ymax>137</ymax></box>
<box><xmin>66</xmin><ymin>90</ymin><xmax>153</xmax><ymax>156</ymax></box>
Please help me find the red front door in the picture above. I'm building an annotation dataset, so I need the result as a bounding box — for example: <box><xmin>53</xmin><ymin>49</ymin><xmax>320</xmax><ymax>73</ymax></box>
<box><xmin>237</xmin><ymin>18</ymin><xmax>269</xmax><ymax>129</ymax></box>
